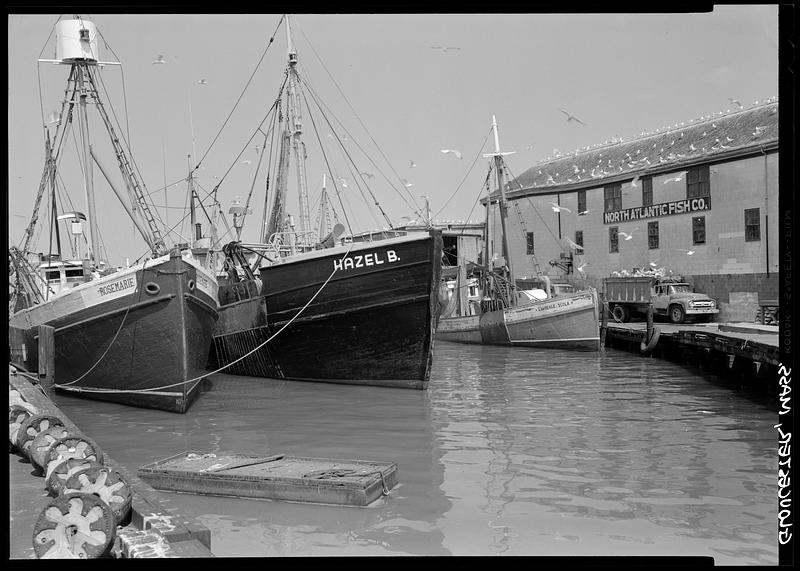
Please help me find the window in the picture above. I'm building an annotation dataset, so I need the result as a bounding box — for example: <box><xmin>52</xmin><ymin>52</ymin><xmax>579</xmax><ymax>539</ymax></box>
<box><xmin>642</xmin><ymin>176</ymin><xmax>653</xmax><ymax>207</ymax></box>
<box><xmin>526</xmin><ymin>231</ymin><xmax>534</xmax><ymax>255</ymax></box>
<box><xmin>575</xmin><ymin>230</ymin><xmax>584</xmax><ymax>252</ymax></box>
<box><xmin>745</xmin><ymin>208</ymin><xmax>761</xmax><ymax>241</ymax></box>
<box><xmin>45</xmin><ymin>270</ymin><xmax>60</xmax><ymax>282</ymax></box>
<box><xmin>648</xmin><ymin>221</ymin><xmax>659</xmax><ymax>249</ymax></box>
<box><xmin>687</xmin><ymin>165</ymin><xmax>710</xmax><ymax>199</ymax></box>
<box><xmin>604</xmin><ymin>184</ymin><xmax>622</xmax><ymax>212</ymax></box>
<box><xmin>577</xmin><ymin>190</ymin><xmax>587</xmax><ymax>215</ymax></box>
<box><xmin>609</xmin><ymin>226</ymin><xmax>619</xmax><ymax>253</ymax></box>
<box><xmin>692</xmin><ymin>216</ymin><xmax>706</xmax><ymax>245</ymax></box>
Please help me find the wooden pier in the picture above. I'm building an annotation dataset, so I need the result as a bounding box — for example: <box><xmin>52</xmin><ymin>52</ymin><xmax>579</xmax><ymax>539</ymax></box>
<box><xmin>602</xmin><ymin>320</ymin><xmax>780</xmax><ymax>393</ymax></box>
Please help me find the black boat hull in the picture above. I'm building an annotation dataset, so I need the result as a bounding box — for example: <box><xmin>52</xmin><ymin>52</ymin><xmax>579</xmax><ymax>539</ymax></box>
<box><xmin>210</xmin><ymin>230</ymin><xmax>443</xmax><ymax>389</ymax></box>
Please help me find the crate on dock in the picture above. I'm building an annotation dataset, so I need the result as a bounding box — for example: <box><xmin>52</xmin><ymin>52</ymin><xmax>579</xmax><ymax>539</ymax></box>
<box><xmin>137</xmin><ymin>450</ymin><xmax>398</xmax><ymax>507</ymax></box>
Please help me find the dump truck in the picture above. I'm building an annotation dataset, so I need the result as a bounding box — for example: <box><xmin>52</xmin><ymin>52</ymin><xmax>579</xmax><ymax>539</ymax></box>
<box><xmin>603</xmin><ymin>275</ymin><xmax>718</xmax><ymax>324</ymax></box>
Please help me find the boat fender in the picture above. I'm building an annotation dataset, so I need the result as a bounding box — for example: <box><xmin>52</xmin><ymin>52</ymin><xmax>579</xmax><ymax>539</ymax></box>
<box><xmin>640</xmin><ymin>327</ymin><xmax>661</xmax><ymax>356</ymax></box>
<box><xmin>46</xmin><ymin>457</ymin><xmax>103</xmax><ymax>497</ymax></box>
<box><xmin>187</xmin><ymin>279</ymin><xmax>195</xmax><ymax>291</ymax></box>
<box><xmin>32</xmin><ymin>492</ymin><xmax>116</xmax><ymax>559</ymax></box>
<box><xmin>30</xmin><ymin>426</ymin><xmax>74</xmax><ymax>474</ymax></box>
<box><xmin>15</xmin><ymin>414</ymin><xmax>65</xmax><ymax>459</ymax></box>
<box><xmin>144</xmin><ymin>282</ymin><xmax>160</xmax><ymax>295</ymax></box>
<box><xmin>44</xmin><ymin>435</ymin><xmax>104</xmax><ymax>482</ymax></box>
<box><xmin>63</xmin><ymin>465</ymin><xmax>132</xmax><ymax>526</ymax></box>
<box><xmin>9</xmin><ymin>404</ymin><xmax>35</xmax><ymax>452</ymax></box>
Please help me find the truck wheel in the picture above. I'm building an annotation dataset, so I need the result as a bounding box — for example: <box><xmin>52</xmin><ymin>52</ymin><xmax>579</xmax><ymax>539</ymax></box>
<box><xmin>612</xmin><ymin>305</ymin><xmax>630</xmax><ymax>323</ymax></box>
<box><xmin>669</xmin><ymin>305</ymin><xmax>685</xmax><ymax>324</ymax></box>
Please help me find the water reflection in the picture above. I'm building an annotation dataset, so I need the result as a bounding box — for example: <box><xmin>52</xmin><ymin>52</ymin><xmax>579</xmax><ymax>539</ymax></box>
<box><xmin>53</xmin><ymin>341</ymin><xmax>776</xmax><ymax>562</ymax></box>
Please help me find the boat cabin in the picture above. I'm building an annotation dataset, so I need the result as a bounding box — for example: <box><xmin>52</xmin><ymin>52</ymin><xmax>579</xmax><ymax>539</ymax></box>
<box><xmin>36</xmin><ymin>255</ymin><xmax>92</xmax><ymax>297</ymax></box>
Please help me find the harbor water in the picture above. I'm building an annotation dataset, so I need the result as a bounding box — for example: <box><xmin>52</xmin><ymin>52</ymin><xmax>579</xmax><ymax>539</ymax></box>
<box><xmin>51</xmin><ymin>342</ymin><xmax>778</xmax><ymax>563</ymax></box>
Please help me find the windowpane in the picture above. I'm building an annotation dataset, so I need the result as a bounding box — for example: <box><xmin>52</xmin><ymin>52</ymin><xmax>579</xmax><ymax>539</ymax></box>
<box><xmin>647</xmin><ymin>221</ymin><xmax>659</xmax><ymax>249</ymax></box>
<box><xmin>604</xmin><ymin>184</ymin><xmax>622</xmax><ymax>212</ymax></box>
<box><xmin>687</xmin><ymin>165</ymin><xmax>710</xmax><ymax>199</ymax></box>
<box><xmin>642</xmin><ymin>177</ymin><xmax>653</xmax><ymax>207</ymax></box>
<box><xmin>575</xmin><ymin>230</ymin><xmax>583</xmax><ymax>248</ymax></box>
<box><xmin>577</xmin><ymin>191</ymin><xmax>586</xmax><ymax>214</ymax></box>
<box><xmin>609</xmin><ymin>226</ymin><xmax>619</xmax><ymax>253</ymax></box>
<box><xmin>526</xmin><ymin>231</ymin><xmax>535</xmax><ymax>254</ymax></box>
<box><xmin>745</xmin><ymin>208</ymin><xmax>761</xmax><ymax>242</ymax></box>
<box><xmin>692</xmin><ymin>216</ymin><xmax>706</xmax><ymax>245</ymax></box>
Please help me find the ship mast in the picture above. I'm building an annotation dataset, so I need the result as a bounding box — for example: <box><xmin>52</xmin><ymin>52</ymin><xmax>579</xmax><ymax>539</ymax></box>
<box><xmin>483</xmin><ymin>116</ymin><xmax>516</xmax><ymax>307</ymax></box>
<box><xmin>285</xmin><ymin>15</ymin><xmax>311</xmax><ymax>249</ymax></box>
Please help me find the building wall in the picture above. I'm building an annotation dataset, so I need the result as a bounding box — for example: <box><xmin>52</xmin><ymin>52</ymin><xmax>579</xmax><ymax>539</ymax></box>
<box><xmin>490</xmin><ymin>150</ymin><xmax>779</xmax><ymax>321</ymax></box>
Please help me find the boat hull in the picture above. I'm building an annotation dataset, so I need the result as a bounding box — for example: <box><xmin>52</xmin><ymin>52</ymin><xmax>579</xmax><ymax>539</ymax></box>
<box><xmin>9</xmin><ymin>251</ymin><xmax>219</xmax><ymax>413</ymax></box>
<box><xmin>210</xmin><ymin>230</ymin><xmax>443</xmax><ymax>389</ymax></box>
<box><xmin>437</xmin><ymin>289</ymin><xmax>600</xmax><ymax>351</ymax></box>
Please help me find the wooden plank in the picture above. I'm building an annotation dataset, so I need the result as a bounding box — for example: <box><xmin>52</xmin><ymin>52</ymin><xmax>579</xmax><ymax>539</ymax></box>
<box><xmin>37</xmin><ymin>324</ymin><xmax>55</xmax><ymax>394</ymax></box>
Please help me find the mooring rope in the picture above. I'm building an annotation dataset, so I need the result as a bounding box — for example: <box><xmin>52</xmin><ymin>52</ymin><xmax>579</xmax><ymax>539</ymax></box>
<box><xmin>61</xmin><ymin>243</ymin><xmax>354</xmax><ymax>396</ymax></box>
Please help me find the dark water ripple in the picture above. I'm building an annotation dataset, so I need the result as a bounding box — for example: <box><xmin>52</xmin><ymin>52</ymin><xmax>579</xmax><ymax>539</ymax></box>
<box><xmin>52</xmin><ymin>341</ymin><xmax>777</xmax><ymax>562</ymax></box>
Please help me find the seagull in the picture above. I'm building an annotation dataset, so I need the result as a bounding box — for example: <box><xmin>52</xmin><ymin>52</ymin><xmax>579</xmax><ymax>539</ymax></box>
<box><xmin>678</xmin><ymin>248</ymin><xmax>696</xmax><ymax>255</ymax></box>
<box><xmin>240</xmin><ymin>159</ymin><xmax>252</xmax><ymax>165</ymax></box>
<box><xmin>649</xmin><ymin>261</ymin><xmax>659</xmax><ymax>268</ymax></box>
<box><xmin>549</xmin><ymin>202</ymin><xmax>571</xmax><ymax>213</ymax></box>
<box><xmin>577</xmin><ymin>209</ymin><xmax>592</xmax><ymax>216</ymax></box>
<box><xmin>46</xmin><ymin>111</ymin><xmax>61</xmax><ymax>125</ymax></box>
<box><xmin>619</xmin><ymin>228</ymin><xmax>639</xmax><ymax>241</ymax></box>
<box><xmin>255</xmin><ymin>145</ymin><xmax>262</xmax><ymax>154</ymax></box>
<box><xmin>431</xmin><ymin>46</ymin><xmax>461</xmax><ymax>53</ymax></box>
<box><xmin>628</xmin><ymin>177</ymin><xmax>639</xmax><ymax>188</ymax></box>
<box><xmin>410</xmin><ymin>160</ymin><xmax>417</xmax><ymax>168</ymax></box>
<box><xmin>576</xmin><ymin>261</ymin><xmax>589</xmax><ymax>275</ymax></box>
<box><xmin>440</xmin><ymin>149</ymin><xmax>462</xmax><ymax>159</ymax></box>
<box><xmin>563</xmin><ymin>237</ymin><xmax>582</xmax><ymax>250</ymax></box>
<box><xmin>401</xmin><ymin>178</ymin><xmax>413</xmax><ymax>188</ymax></box>
<box><xmin>525</xmin><ymin>144</ymin><xmax>535</xmax><ymax>151</ymax></box>
<box><xmin>558</xmin><ymin>108</ymin><xmax>587</xmax><ymax>126</ymax></box>
<box><xmin>729</xmin><ymin>98</ymin><xmax>743</xmax><ymax>109</ymax></box>
<box><xmin>338</xmin><ymin>177</ymin><xmax>349</xmax><ymax>188</ymax></box>
<box><xmin>360</xmin><ymin>171</ymin><xmax>374</xmax><ymax>179</ymax></box>
<box><xmin>197</xmin><ymin>79</ymin><xmax>208</xmax><ymax>86</ymax></box>
<box><xmin>152</xmin><ymin>54</ymin><xmax>167</xmax><ymax>64</ymax></box>
<box><xmin>663</xmin><ymin>174</ymin><xmax>684</xmax><ymax>184</ymax></box>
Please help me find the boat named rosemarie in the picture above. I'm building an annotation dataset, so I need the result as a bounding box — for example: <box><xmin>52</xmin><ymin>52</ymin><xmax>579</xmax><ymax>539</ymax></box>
<box><xmin>436</xmin><ymin>117</ymin><xmax>600</xmax><ymax>351</ymax></box>
<box><xmin>206</xmin><ymin>15</ymin><xmax>443</xmax><ymax>389</ymax></box>
<box><xmin>8</xmin><ymin>18</ymin><xmax>219</xmax><ymax>413</ymax></box>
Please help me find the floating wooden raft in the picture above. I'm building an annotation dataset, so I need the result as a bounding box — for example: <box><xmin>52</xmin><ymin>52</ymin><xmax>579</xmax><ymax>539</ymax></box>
<box><xmin>137</xmin><ymin>451</ymin><xmax>398</xmax><ymax>507</ymax></box>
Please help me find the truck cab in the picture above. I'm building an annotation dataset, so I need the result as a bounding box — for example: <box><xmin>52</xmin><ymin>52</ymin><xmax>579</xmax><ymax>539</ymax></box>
<box><xmin>651</xmin><ymin>280</ymin><xmax>718</xmax><ymax>323</ymax></box>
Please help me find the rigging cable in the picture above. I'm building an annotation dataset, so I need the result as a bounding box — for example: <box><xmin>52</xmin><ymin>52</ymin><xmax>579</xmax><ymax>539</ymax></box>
<box><xmin>294</xmin><ymin>21</ymin><xmax>422</xmax><ymax>213</ymax></box>
<box><xmin>194</xmin><ymin>14</ymin><xmax>286</xmax><ymax>172</ymax></box>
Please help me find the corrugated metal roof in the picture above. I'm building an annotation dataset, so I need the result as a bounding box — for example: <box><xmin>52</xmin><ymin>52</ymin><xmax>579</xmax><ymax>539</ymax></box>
<box><xmin>502</xmin><ymin>98</ymin><xmax>778</xmax><ymax>199</ymax></box>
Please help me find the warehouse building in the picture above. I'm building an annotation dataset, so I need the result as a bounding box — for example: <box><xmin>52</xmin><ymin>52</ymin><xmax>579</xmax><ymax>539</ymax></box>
<box><xmin>487</xmin><ymin>98</ymin><xmax>779</xmax><ymax>322</ymax></box>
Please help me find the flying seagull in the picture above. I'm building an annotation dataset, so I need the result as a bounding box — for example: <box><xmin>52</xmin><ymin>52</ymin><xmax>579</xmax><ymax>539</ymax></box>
<box><xmin>240</xmin><ymin>159</ymin><xmax>252</xmax><ymax>165</ymax></box>
<box><xmin>558</xmin><ymin>108</ymin><xmax>587</xmax><ymax>126</ymax></box>
<box><xmin>729</xmin><ymin>97</ymin><xmax>743</xmax><ymax>109</ymax></box>
<box><xmin>663</xmin><ymin>174</ymin><xmax>684</xmax><ymax>184</ymax></box>
<box><xmin>576</xmin><ymin>262</ymin><xmax>589</xmax><ymax>275</ymax></box>
<box><xmin>152</xmin><ymin>55</ymin><xmax>167</xmax><ymax>64</ymax></box>
<box><xmin>440</xmin><ymin>149</ymin><xmax>463</xmax><ymax>159</ymax></box>
<box><xmin>401</xmin><ymin>178</ymin><xmax>413</xmax><ymax>188</ymax></box>
<box><xmin>549</xmin><ymin>202</ymin><xmax>571</xmax><ymax>214</ymax></box>
<box><xmin>360</xmin><ymin>171</ymin><xmax>374</xmax><ymax>179</ymax></box>
<box><xmin>431</xmin><ymin>46</ymin><xmax>461</xmax><ymax>53</ymax></box>
<box><xmin>410</xmin><ymin>160</ymin><xmax>417</xmax><ymax>168</ymax></box>
<box><xmin>197</xmin><ymin>79</ymin><xmax>208</xmax><ymax>86</ymax></box>
<box><xmin>619</xmin><ymin>228</ymin><xmax>639</xmax><ymax>241</ymax></box>
<box><xmin>46</xmin><ymin>111</ymin><xmax>61</xmax><ymax>125</ymax></box>
<box><xmin>577</xmin><ymin>209</ymin><xmax>592</xmax><ymax>216</ymax></box>
<box><xmin>678</xmin><ymin>248</ymin><xmax>696</xmax><ymax>255</ymax></box>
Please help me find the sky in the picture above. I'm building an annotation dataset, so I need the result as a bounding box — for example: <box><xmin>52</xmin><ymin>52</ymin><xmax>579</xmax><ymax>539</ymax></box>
<box><xmin>7</xmin><ymin>8</ymin><xmax>780</xmax><ymax>267</ymax></box>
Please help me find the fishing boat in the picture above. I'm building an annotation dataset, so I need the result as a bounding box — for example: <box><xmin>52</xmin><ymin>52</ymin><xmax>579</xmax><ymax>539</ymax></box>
<box><xmin>206</xmin><ymin>15</ymin><xmax>443</xmax><ymax>389</ymax></box>
<box><xmin>8</xmin><ymin>18</ymin><xmax>219</xmax><ymax>413</ymax></box>
<box><xmin>436</xmin><ymin>117</ymin><xmax>600</xmax><ymax>351</ymax></box>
